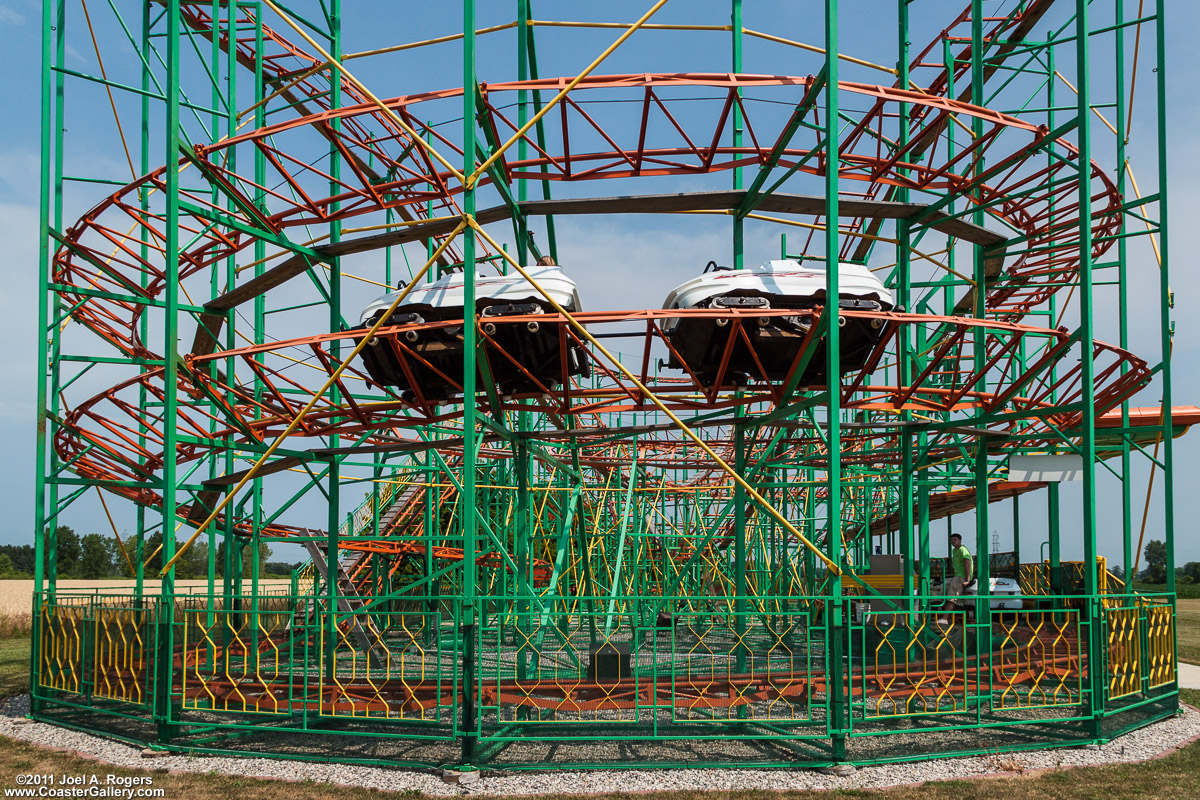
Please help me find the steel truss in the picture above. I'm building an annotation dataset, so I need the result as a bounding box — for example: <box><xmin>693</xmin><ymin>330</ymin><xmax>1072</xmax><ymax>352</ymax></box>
<box><xmin>32</xmin><ymin>0</ymin><xmax>1181</xmax><ymax>769</ymax></box>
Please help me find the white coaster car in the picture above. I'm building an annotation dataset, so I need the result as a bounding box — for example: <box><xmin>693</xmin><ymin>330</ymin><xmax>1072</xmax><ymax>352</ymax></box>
<box><xmin>356</xmin><ymin>265</ymin><xmax>587</xmax><ymax>401</ymax></box>
<box><xmin>661</xmin><ymin>260</ymin><xmax>894</xmax><ymax>386</ymax></box>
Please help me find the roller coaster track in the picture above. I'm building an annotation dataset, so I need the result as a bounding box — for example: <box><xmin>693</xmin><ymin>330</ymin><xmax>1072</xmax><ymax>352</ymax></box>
<box><xmin>48</xmin><ymin>0</ymin><xmax>1152</xmax><ymax>562</ymax></box>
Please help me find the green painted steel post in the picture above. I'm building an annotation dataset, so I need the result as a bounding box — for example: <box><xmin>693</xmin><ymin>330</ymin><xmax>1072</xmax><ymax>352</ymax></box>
<box><xmin>324</xmin><ymin>0</ymin><xmax>345</xmax><ymax>690</ymax></box>
<box><xmin>47</xmin><ymin>0</ymin><xmax>66</xmax><ymax>605</ymax></box>
<box><xmin>1114</xmin><ymin>0</ymin><xmax>1134</xmax><ymax>588</ymax></box>
<box><xmin>1013</xmin><ymin>495</ymin><xmax>1021</xmax><ymax>573</ymax></box>
<box><xmin>918</xmin><ymin>446</ymin><xmax>930</xmax><ymax>598</ymax></box>
<box><xmin>731</xmin><ymin>0</ymin><xmax>744</xmax><ymax>270</ymax></box>
<box><xmin>1153</xmin><ymin>0</ymin><xmax>1176</xmax><ymax>604</ymax></box>
<box><xmin>517</xmin><ymin>0</ymin><xmax>531</xmax><ymax>262</ymax></box>
<box><xmin>156</xmin><ymin>0</ymin><xmax>182</xmax><ymax>744</ymax></box>
<box><xmin>823</xmin><ymin>0</ymin><xmax>846</xmax><ymax>761</ymax></box>
<box><xmin>461</xmin><ymin>0</ymin><xmax>479</xmax><ymax>764</ymax></box>
<box><xmin>31</xmin><ymin>0</ymin><xmax>56</xmax><ymax>709</ymax></box>
<box><xmin>515</xmin><ymin>441</ymin><xmax>531</xmax><ymax>687</ymax></box>
<box><xmin>425</xmin><ymin>456</ymin><xmax>436</xmax><ymax>645</ymax></box>
<box><xmin>1069</xmin><ymin>0</ymin><xmax>1103</xmax><ymax>730</ymax></box>
<box><xmin>969</xmin><ymin>0</ymin><xmax>991</xmax><ymax>705</ymax></box>
<box><xmin>1048</xmin><ymin>482</ymin><xmax>1061</xmax><ymax>598</ymax></box>
<box><xmin>896</xmin><ymin>0</ymin><xmax>914</xmax><ymax>604</ymax></box>
<box><xmin>136</xmin><ymin>0</ymin><xmax>153</xmax><ymax>609</ymax></box>
<box><xmin>734</xmin><ymin>401</ymin><xmax>748</xmax><ymax>680</ymax></box>
<box><xmin>731</xmin><ymin>0</ymin><xmax>747</xmax><ymax>677</ymax></box>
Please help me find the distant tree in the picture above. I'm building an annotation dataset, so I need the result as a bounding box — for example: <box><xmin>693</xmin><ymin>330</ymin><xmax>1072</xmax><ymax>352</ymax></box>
<box><xmin>78</xmin><ymin>534</ymin><xmax>112</xmax><ymax>579</ymax></box>
<box><xmin>15</xmin><ymin>545</ymin><xmax>34</xmax><ymax>575</ymax></box>
<box><xmin>143</xmin><ymin>532</ymin><xmax>212</xmax><ymax>579</ymax></box>
<box><xmin>0</xmin><ymin>545</ymin><xmax>34</xmax><ymax>575</ymax></box>
<box><xmin>1144</xmin><ymin>539</ymin><xmax>1168</xmax><ymax>584</ymax></box>
<box><xmin>104</xmin><ymin>536</ymin><xmax>133</xmax><ymax>577</ymax></box>
<box><xmin>0</xmin><ymin>554</ymin><xmax>16</xmax><ymax>578</ymax></box>
<box><xmin>143</xmin><ymin>531</ymin><xmax>163</xmax><ymax>574</ymax></box>
<box><xmin>1182</xmin><ymin>561</ymin><xmax>1200</xmax><ymax>584</ymax></box>
<box><xmin>216</xmin><ymin>539</ymin><xmax>272</xmax><ymax>578</ymax></box>
<box><xmin>176</xmin><ymin>541</ymin><xmax>207</xmax><ymax>580</ymax></box>
<box><xmin>47</xmin><ymin>525</ymin><xmax>81</xmax><ymax>576</ymax></box>
<box><xmin>1109</xmin><ymin>563</ymin><xmax>1125</xmax><ymax>580</ymax></box>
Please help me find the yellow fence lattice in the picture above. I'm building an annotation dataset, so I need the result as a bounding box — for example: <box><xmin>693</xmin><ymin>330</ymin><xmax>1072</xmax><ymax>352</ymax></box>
<box><xmin>862</xmin><ymin>611</ymin><xmax>967</xmax><ymax>718</ymax></box>
<box><xmin>1146</xmin><ymin>601</ymin><xmax>1176</xmax><ymax>689</ymax></box>
<box><xmin>318</xmin><ymin>609</ymin><xmax>448</xmax><ymax>721</ymax></box>
<box><xmin>38</xmin><ymin>603</ymin><xmax>86</xmax><ymax>695</ymax></box>
<box><xmin>994</xmin><ymin>610</ymin><xmax>1082</xmax><ymax>709</ymax></box>
<box><xmin>92</xmin><ymin>607</ymin><xmax>150</xmax><ymax>704</ymax></box>
<box><xmin>1106</xmin><ymin>606</ymin><xmax>1142</xmax><ymax>700</ymax></box>
<box><xmin>181</xmin><ymin>600</ymin><xmax>295</xmax><ymax>714</ymax></box>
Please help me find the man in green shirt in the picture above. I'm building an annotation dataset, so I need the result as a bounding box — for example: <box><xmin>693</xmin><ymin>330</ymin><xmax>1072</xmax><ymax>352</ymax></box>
<box><xmin>939</xmin><ymin>533</ymin><xmax>975</xmax><ymax>625</ymax></box>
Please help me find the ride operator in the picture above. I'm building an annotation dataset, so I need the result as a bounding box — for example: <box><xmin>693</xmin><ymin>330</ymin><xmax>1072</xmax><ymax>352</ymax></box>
<box><xmin>939</xmin><ymin>532</ymin><xmax>975</xmax><ymax>625</ymax></box>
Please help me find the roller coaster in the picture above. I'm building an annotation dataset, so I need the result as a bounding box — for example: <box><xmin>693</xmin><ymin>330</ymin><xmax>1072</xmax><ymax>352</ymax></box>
<box><xmin>32</xmin><ymin>0</ymin><xmax>1184</xmax><ymax>770</ymax></box>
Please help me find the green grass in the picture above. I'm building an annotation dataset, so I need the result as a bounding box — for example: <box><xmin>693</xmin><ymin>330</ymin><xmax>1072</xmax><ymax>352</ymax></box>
<box><xmin>1178</xmin><ymin>599</ymin><xmax>1200</xmax><ymax>665</ymax></box>
<box><xmin>0</xmin><ymin>638</ymin><xmax>28</xmax><ymax>701</ymax></box>
<box><xmin>1132</xmin><ymin>582</ymin><xmax>1200</xmax><ymax>599</ymax></box>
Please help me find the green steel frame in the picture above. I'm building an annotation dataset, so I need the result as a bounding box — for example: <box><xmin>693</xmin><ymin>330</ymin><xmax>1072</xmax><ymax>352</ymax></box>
<box><xmin>31</xmin><ymin>0</ymin><xmax>1181</xmax><ymax>770</ymax></box>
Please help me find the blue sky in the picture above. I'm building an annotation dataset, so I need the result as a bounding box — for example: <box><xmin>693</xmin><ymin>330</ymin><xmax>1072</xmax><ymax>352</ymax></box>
<box><xmin>0</xmin><ymin>1</ymin><xmax>1198</xmax><ymax>569</ymax></box>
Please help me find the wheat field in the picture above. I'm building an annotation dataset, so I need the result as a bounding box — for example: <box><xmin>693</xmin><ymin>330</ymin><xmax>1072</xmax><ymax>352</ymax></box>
<box><xmin>0</xmin><ymin>579</ymin><xmax>292</xmax><ymax>633</ymax></box>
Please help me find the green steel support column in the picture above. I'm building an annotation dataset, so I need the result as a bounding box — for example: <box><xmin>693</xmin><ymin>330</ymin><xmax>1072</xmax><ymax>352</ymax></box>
<box><xmin>1013</xmin><ymin>495</ymin><xmax>1021</xmax><ymax>572</ymax></box>
<box><xmin>734</xmin><ymin>402</ymin><xmax>747</xmax><ymax>678</ymax></box>
<box><xmin>1114</xmin><ymin>0</ymin><xmax>1133</xmax><ymax>588</ymax></box>
<box><xmin>31</xmin><ymin>0</ymin><xmax>55</xmax><ymax>708</ymax></box>
<box><xmin>47</xmin><ymin>0</ymin><xmax>66</xmax><ymax>603</ymax></box>
<box><xmin>325</xmin><ymin>457</ymin><xmax>339</xmax><ymax>679</ymax></box>
<box><xmin>461</xmin><ymin>0</ymin><xmax>479</xmax><ymax>763</ymax></box>
<box><xmin>425</xmin><ymin>457</ymin><xmax>436</xmax><ymax>644</ymax></box>
<box><xmin>1072</xmin><ymin>0</ymin><xmax>1102</xmax><ymax>730</ymax></box>
<box><xmin>222</xmin><ymin>0</ymin><xmax>244</xmax><ymax>651</ymax></box>
<box><xmin>1048</xmin><ymin>481</ymin><xmax>1061</xmax><ymax>598</ymax></box>
<box><xmin>517</xmin><ymin>0</ymin><xmax>530</xmax><ymax>262</ymax></box>
<box><xmin>1046</xmin><ymin>39</ymin><xmax>1060</xmax><ymax>419</ymax></box>
<box><xmin>520</xmin><ymin>12</ymin><xmax>557</xmax><ymax>261</ymax></box>
<box><xmin>918</xmin><ymin>447</ymin><xmax>930</xmax><ymax>597</ymax></box>
<box><xmin>515</xmin><ymin>441</ymin><xmax>531</xmax><ymax>683</ymax></box>
<box><xmin>731</xmin><ymin>0</ymin><xmax>744</xmax><ymax>270</ymax></box>
<box><xmin>136</xmin><ymin>0</ymin><xmax>152</xmax><ymax>607</ymax></box>
<box><xmin>823</xmin><ymin>0</ymin><xmax>846</xmax><ymax>762</ymax></box>
<box><xmin>207</xmin><ymin>0</ymin><xmax>222</xmax><ymax>627</ymax></box>
<box><xmin>973</xmin><ymin>441</ymin><xmax>990</xmax><ymax>708</ymax></box>
<box><xmin>896</xmin><ymin>0</ymin><xmax>914</xmax><ymax>603</ymax></box>
<box><xmin>324</xmin><ymin>0</ymin><xmax>345</xmax><ymax>684</ymax></box>
<box><xmin>249</xmin><ymin>8</ymin><xmax>267</xmax><ymax>640</ymax></box>
<box><xmin>1154</xmin><ymin>0</ymin><xmax>1176</xmax><ymax>603</ymax></box>
<box><xmin>605</xmin><ymin>446</ymin><xmax>638</xmax><ymax>636</ymax></box>
<box><xmin>156</xmin><ymin>0</ymin><xmax>182</xmax><ymax>743</ymax></box>
<box><xmin>970</xmin><ymin>0</ymin><xmax>991</xmax><ymax>691</ymax></box>
<box><xmin>371</xmin><ymin>467</ymin><xmax>381</xmax><ymax>544</ymax></box>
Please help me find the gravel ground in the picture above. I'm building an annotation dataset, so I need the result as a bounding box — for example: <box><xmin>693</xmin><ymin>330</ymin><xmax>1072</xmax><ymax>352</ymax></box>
<box><xmin>1</xmin><ymin>695</ymin><xmax>1196</xmax><ymax>795</ymax></box>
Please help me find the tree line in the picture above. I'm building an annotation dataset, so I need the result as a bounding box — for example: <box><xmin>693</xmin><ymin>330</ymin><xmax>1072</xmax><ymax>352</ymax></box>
<box><xmin>1140</xmin><ymin>539</ymin><xmax>1200</xmax><ymax>585</ymax></box>
<box><xmin>0</xmin><ymin>526</ymin><xmax>301</xmax><ymax>580</ymax></box>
